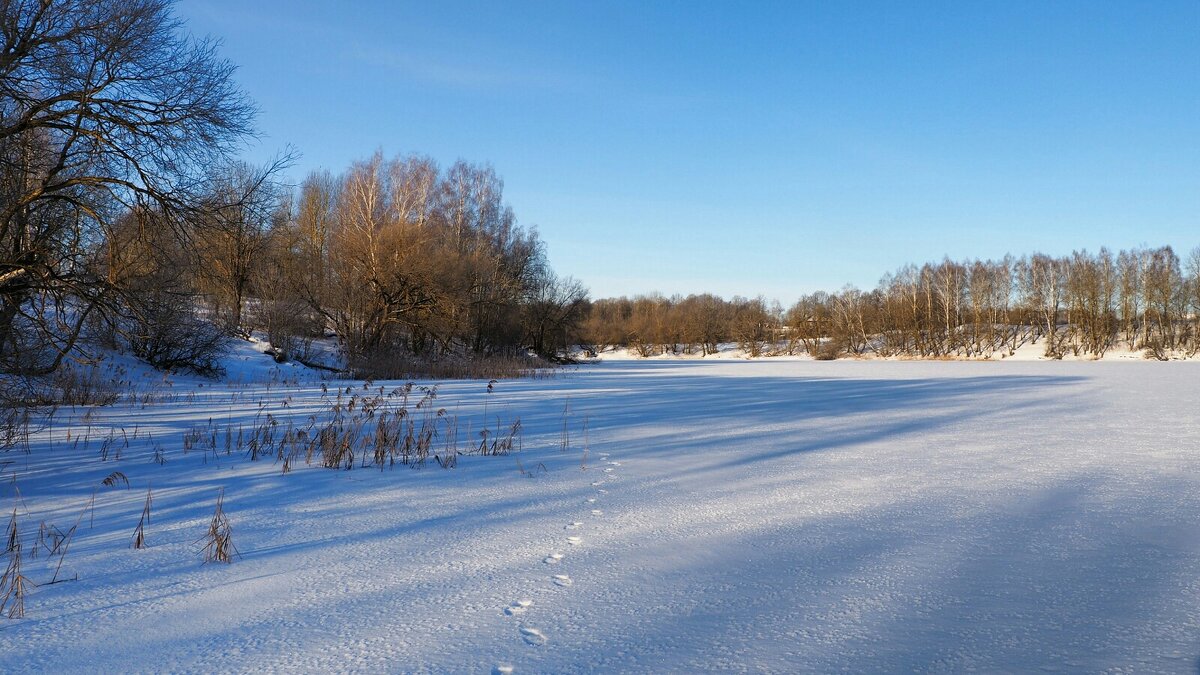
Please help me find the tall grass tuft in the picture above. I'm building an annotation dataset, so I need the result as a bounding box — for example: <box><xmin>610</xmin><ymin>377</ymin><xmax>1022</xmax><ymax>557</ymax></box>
<box><xmin>347</xmin><ymin>352</ymin><xmax>553</xmax><ymax>381</ymax></box>
<box><xmin>200</xmin><ymin>488</ymin><xmax>238</xmax><ymax>564</ymax></box>
<box><xmin>0</xmin><ymin>507</ymin><xmax>29</xmax><ymax>618</ymax></box>
<box><xmin>0</xmin><ymin>406</ymin><xmax>32</xmax><ymax>453</ymax></box>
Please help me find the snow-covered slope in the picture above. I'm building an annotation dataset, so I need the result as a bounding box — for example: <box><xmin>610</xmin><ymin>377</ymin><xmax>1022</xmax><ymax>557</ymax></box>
<box><xmin>2</xmin><ymin>360</ymin><xmax>1199</xmax><ymax>672</ymax></box>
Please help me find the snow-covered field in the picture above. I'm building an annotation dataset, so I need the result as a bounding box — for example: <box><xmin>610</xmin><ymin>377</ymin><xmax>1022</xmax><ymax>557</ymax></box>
<box><xmin>3</xmin><ymin>355</ymin><xmax>1200</xmax><ymax>673</ymax></box>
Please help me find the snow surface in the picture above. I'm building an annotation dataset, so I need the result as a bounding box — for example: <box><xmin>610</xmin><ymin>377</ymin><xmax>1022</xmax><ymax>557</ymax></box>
<box><xmin>3</xmin><ymin>357</ymin><xmax>1200</xmax><ymax>673</ymax></box>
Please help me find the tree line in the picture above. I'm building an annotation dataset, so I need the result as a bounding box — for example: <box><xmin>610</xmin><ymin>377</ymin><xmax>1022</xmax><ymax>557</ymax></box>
<box><xmin>583</xmin><ymin>246</ymin><xmax>1200</xmax><ymax>360</ymax></box>
<box><xmin>0</xmin><ymin>0</ymin><xmax>586</xmax><ymax>387</ymax></box>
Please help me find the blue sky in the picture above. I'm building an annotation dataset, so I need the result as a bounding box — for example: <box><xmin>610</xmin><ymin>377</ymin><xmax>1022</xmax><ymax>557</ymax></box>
<box><xmin>177</xmin><ymin>1</ymin><xmax>1199</xmax><ymax>301</ymax></box>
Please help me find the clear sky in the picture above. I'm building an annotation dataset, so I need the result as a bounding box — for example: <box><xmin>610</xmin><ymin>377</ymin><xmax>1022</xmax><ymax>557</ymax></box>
<box><xmin>176</xmin><ymin>1</ymin><xmax>1199</xmax><ymax>301</ymax></box>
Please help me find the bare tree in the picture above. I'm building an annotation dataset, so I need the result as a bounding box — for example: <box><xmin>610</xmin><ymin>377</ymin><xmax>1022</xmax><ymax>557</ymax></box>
<box><xmin>195</xmin><ymin>159</ymin><xmax>289</xmax><ymax>331</ymax></box>
<box><xmin>523</xmin><ymin>272</ymin><xmax>588</xmax><ymax>359</ymax></box>
<box><xmin>1142</xmin><ymin>246</ymin><xmax>1181</xmax><ymax>355</ymax></box>
<box><xmin>730</xmin><ymin>296</ymin><xmax>775</xmax><ymax>357</ymax></box>
<box><xmin>1020</xmin><ymin>254</ymin><xmax>1066</xmax><ymax>357</ymax></box>
<box><xmin>1116</xmin><ymin>248</ymin><xmax>1143</xmax><ymax>349</ymax></box>
<box><xmin>0</xmin><ymin>0</ymin><xmax>255</xmax><ymax>375</ymax></box>
<box><xmin>1184</xmin><ymin>247</ymin><xmax>1200</xmax><ymax>354</ymax></box>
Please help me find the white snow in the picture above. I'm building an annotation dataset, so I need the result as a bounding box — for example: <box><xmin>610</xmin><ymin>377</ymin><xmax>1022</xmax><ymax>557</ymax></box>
<box><xmin>3</xmin><ymin>358</ymin><xmax>1200</xmax><ymax>672</ymax></box>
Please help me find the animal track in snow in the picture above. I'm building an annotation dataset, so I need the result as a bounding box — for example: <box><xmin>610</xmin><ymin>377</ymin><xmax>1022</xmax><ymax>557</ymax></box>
<box><xmin>543</xmin><ymin>552</ymin><xmax>564</xmax><ymax>564</ymax></box>
<box><xmin>603</xmin><ymin>468</ymin><xmax>614</xmax><ymax>473</ymax></box>
<box><xmin>591</xmin><ymin>509</ymin><xmax>603</xmax><ymax>516</ymax></box>
<box><xmin>565</xmin><ymin>521</ymin><xmax>584</xmax><ymax>530</ymax></box>
<box><xmin>597</xmin><ymin>489</ymin><xmax>608</xmax><ymax>494</ymax></box>
<box><xmin>591</xmin><ymin>481</ymin><xmax>604</xmax><ymax>486</ymax></box>
<box><xmin>504</xmin><ymin>600</ymin><xmax>532</xmax><ymax>616</ymax></box>
<box><xmin>552</xmin><ymin>574</ymin><xmax>573</xmax><ymax>587</ymax></box>
<box><xmin>586</xmin><ymin>498</ymin><xmax>597</xmax><ymax>504</ymax></box>
<box><xmin>607</xmin><ymin>461</ymin><xmax>622</xmax><ymax>467</ymax></box>
<box><xmin>566</xmin><ymin>536</ymin><xmax>582</xmax><ymax>546</ymax></box>
<box><xmin>492</xmin><ymin>665</ymin><xmax>514</xmax><ymax>675</ymax></box>
<box><xmin>520</xmin><ymin>627</ymin><xmax>548</xmax><ymax>646</ymax></box>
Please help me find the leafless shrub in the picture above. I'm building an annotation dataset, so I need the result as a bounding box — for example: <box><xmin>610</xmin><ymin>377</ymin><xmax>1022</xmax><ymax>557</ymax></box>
<box><xmin>1143</xmin><ymin>337</ymin><xmax>1171</xmax><ymax>361</ymax></box>
<box><xmin>119</xmin><ymin>291</ymin><xmax>230</xmax><ymax>377</ymax></box>
<box><xmin>812</xmin><ymin>340</ymin><xmax>842</xmax><ymax>361</ymax></box>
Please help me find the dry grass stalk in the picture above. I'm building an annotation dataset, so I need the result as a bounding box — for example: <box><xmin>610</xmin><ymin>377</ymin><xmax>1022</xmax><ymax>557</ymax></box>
<box><xmin>37</xmin><ymin>521</ymin><xmax>69</xmax><ymax>558</ymax></box>
<box><xmin>132</xmin><ymin>485</ymin><xmax>152</xmax><ymax>550</ymax></box>
<box><xmin>47</xmin><ymin>494</ymin><xmax>91</xmax><ymax>585</ymax></box>
<box><xmin>436</xmin><ymin>413</ymin><xmax>459</xmax><ymax>469</ymax></box>
<box><xmin>100</xmin><ymin>471</ymin><xmax>129</xmax><ymax>489</ymax></box>
<box><xmin>559</xmin><ymin>399</ymin><xmax>571</xmax><ymax>452</ymax></box>
<box><xmin>514</xmin><ymin>456</ymin><xmax>547</xmax><ymax>478</ymax></box>
<box><xmin>580</xmin><ymin>415</ymin><xmax>589</xmax><ymax>471</ymax></box>
<box><xmin>477</xmin><ymin>418</ymin><xmax>521</xmax><ymax>456</ymax></box>
<box><xmin>85</xmin><ymin>489</ymin><xmax>96</xmax><ymax>530</ymax></box>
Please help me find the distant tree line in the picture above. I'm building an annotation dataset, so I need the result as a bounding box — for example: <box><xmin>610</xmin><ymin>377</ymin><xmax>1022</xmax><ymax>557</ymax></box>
<box><xmin>583</xmin><ymin>246</ymin><xmax>1200</xmax><ymax>360</ymax></box>
<box><xmin>584</xmin><ymin>294</ymin><xmax>782</xmax><ymax>358</ymax></box>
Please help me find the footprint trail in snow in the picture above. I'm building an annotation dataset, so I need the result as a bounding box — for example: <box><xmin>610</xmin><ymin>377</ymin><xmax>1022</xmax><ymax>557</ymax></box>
<box><xmin>498</xmin><ymin>445</ymin><xmax>620</xmax><ymax>666</ymax></box>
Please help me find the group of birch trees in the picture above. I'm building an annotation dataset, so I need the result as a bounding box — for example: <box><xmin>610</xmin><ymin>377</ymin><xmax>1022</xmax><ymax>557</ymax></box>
<box><xmin>249</xmin><ymin>154</ymin><xmax>587</xmax><ymax>370</ymax></box>
<box><xmin>127</xmin><ymin>152</ymin><xmax>589</xmax><ymax>373</ymax></box>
